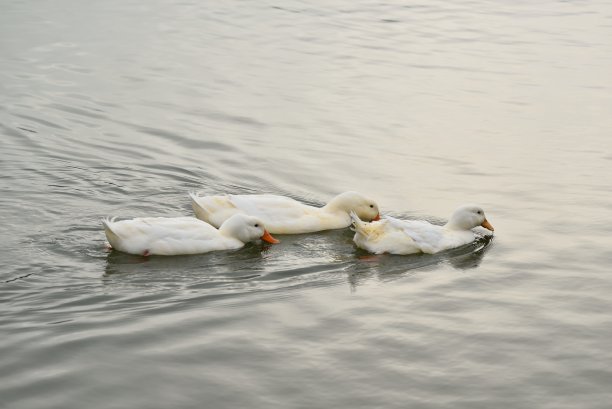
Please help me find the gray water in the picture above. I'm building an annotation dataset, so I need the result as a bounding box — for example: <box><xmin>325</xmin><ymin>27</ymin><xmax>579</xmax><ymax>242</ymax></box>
<box><xmin>2</xmin><ymin>0</ymin><xmax>612</xmax><ymax>408</ymax></box>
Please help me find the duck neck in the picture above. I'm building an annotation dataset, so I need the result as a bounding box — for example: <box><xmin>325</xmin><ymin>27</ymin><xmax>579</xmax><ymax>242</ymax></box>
<box><xmin>444</xmin><ymin>221</ymin><xmax>464</xmax><ymax>231</ymax></box>
<box><xmin>321</xmin><ymin>203</ymin><xmax>344</xmax><ymax>215</ymax></box>
<box><xmin>322</xmin><ymin>195</ymin><xmax>349</xmax><ymax>214</ymax></box>
<box><xmin>218</xmin><ymin>225</ymin><xmax>246</xmax><ymax>244</ymax></box>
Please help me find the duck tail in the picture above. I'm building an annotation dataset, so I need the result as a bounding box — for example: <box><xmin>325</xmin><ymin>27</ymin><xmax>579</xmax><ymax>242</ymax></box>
<box><xmin>189</xmin><ymin>191</ymin><xmax>210</xmax><ymax>221</ymax></box>
<box><xmin>101</xmin><ymin>217</ymin><xmax>120</xmax><ymax>245</ymax></box>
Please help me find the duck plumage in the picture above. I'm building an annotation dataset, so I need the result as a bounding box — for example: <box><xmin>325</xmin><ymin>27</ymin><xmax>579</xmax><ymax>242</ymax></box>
<box><xmin>351</xmin><ymin>205</ymin><xmax>494</xmax><ymax>255</ymax></box>
<box><xmin>189</xmin><ymin>191</ymin><xmax>380</xmax><ymax>234</ymax></box>
<box><xmin>102</xmin><ymin>214</ymin><xmax>278</xmax><ymax>256</ymax></box>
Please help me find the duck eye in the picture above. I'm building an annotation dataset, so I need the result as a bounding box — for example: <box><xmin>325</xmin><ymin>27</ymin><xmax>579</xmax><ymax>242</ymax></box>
<box><xmin>369</xmin><ymin>204</ymin><xmax>374</xmax><ymax>208</ymax></box>
<box><xmin>254</xmin><ymin>223</ymin><xmax>259</xmax><ymax>227</ymax></box>
<box><xmin>477</xmin><ymin>211</ymin><xmax>482</xmax><ymax>215</ymax></box>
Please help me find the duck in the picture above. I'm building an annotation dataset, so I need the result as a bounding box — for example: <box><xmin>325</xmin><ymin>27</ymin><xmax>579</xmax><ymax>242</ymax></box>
<box><xmin>189</xmin><ymin>191</ymin><xmax>381</xmax><ymax>234</ymax></box>
<box><xmin>102</xmin><ymin>213</ymin><xmax>279</xmax><ymax>256</ymax></box>
<box><xmin>350</xmin><ymin>204</ymin><xmax>494</xmax><ymax>255</ymax></box>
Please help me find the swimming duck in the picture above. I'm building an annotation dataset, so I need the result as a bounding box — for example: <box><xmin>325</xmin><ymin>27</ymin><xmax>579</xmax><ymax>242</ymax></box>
<box><xmin>102</xmin><ymin>213</ymin><xmax>279</xmax><ymax>256</ymax></box>
<box><xmin>350</xmin><ymin>205</ymin><xmax>494</xmax><ymax>255</ymax></box>
<box><xmin>189</xmin><ymin>191</ymin><xmax>381</xmax><ymax>234</ymax></box>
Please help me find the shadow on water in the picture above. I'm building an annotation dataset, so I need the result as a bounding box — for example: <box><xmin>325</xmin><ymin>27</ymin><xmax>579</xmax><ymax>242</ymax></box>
<box><xmin>101</xmin><ymin>230</ymin><xmax>494</xmax><ymax>299</ymax></box>
<box><xmin>102</xmin><ymin>242</ymin><xmax>272</xmax><ymax>278</ymax></box>
<box><xmin>344</xmin><ymin>234</ymin><xmax>494</xmax><ymax>290</ymax></box>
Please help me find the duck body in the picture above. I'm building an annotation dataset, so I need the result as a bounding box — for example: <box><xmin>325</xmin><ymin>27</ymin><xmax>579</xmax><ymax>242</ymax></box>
<box><xmin>351</xmin><ymin>205</ymin><xmax>494</xmax><ymax>255</ymax></box>
<box><xmin>189</xmin><ymin>191</ymin><xmax>380</xmax><ymax>235</ymax></box>
<box><xmin>102</xmin><ymin>214</ymin><xmax>278</xmax><ymax>256</ymax></box>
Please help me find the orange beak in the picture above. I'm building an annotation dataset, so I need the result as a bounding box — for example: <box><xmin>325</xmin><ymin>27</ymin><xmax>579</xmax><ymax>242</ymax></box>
<box><xmin>480</xmin><ymin>219</ymin><xmax>494</xmax><ymax>231</ymax></box>
<box><xmin>372</xmin><ymin>214</ymin><xmax>381</xmax><ymax>221</ymax></box>
<box><xmin>260</xmin><ymin>229</ymin><xmax>280</xmax><ymax>244</ymax></box>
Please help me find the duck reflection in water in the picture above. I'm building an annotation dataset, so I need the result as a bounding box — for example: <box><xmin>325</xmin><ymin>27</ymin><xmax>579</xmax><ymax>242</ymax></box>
<box><xmin>346</xmin><ymin>234</ymin><xmax>494</xmax><ymax>291</ymax></box>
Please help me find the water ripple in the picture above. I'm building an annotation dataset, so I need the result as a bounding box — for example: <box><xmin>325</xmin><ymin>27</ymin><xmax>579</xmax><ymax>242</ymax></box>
<box><xmin>2</xmin><ymin>0</ymin><xmax>612</xmax><ymax>408</ymax></box>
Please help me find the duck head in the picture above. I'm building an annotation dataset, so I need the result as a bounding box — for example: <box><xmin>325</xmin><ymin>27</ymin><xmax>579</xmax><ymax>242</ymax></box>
<box><xmin>446</xmin><ymin>205</ymin><xmax>494</xmax><ymax>232</ymax></box>
<box><xmin>219</xmin><ymin>214</ymin><xmax>279</xmax><ymax>244</ymax></box>
<box><xmin>324</xmin><ymin>191</ymin><xmax>380</xmax><ymax>221</ymax></box>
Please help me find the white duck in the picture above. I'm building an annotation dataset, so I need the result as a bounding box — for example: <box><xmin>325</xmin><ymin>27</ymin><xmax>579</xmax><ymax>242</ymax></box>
<box><xmin>350</xmin><ymin>205</ymin><xmax>494</xmax><ymax>255</ymax></box>
<box><xmin>102</xmin><ymin>213</ymin><xmax>279</xmax><ymax>256</ymax></box>
<box><xmin>189</xmin><ymin>191</ymin><xmax>381</xmax><ymax>235</ymax></box>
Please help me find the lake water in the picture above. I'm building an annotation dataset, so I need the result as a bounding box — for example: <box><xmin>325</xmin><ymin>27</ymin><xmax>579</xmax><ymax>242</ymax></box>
<box><xmin>1</xmin><ymin>0</ymin><xmax>612</xmax><ymax>408</ymax></box>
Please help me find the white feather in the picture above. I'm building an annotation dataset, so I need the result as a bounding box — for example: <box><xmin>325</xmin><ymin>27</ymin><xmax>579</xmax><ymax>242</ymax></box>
<box><xmin>190</xmin><ymin>191</ymin><xmax>380</xmax><ymax>234</ymax></box>
<box><xmin>351</xmin><ymin>205</ymin><xmax>493</xmax><ymax>255</ymax></box>
<box><xmin>102</xmin><ymin>214</ymin><xmax>276</xmax><ymax>256</ymax></box>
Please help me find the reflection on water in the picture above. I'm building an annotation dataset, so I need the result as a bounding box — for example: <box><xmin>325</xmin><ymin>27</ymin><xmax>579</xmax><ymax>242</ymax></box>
<box><xmin>346</xmin><ymin>236</ymin><xmax>493</xmax><ymax>289</ymax></box>
<box><xmin>102</xmin><ymin>231</ymin><xmax>493</xmax><ymax>295</ymax></box>
<box><xmin>2</xmin><ymin>0</ymin><xmax>612</xmax><ymax>408</ymax></box>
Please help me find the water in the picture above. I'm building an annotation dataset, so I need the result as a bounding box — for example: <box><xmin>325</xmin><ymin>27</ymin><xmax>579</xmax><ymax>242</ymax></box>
<box><xmin>2</xmin><ymin>0</ymin><xmax>612</xmax><ymax>407</ymax></box>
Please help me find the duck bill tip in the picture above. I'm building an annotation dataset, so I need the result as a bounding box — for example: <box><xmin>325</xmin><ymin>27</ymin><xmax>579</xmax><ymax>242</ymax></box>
<box><xmin>261</xmin><ymin>230</ymin><xmax>280</xmax><ymax>244</ymax></box>
<box><xmin>372</xmin><ymin>214</ymin><xmax>381</xmax><ymax>221</ymax></box>
<box><xmin>481</xmin><ymin>219</ymin><xmax>494</xmax><ymax>231</ymax></box>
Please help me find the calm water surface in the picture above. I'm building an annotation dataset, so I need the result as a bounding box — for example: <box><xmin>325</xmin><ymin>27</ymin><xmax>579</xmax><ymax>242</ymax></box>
<box><xmin>2</xmin><ymin>1</ymin><xmax>612</xmax><ymax>408</ymax></box>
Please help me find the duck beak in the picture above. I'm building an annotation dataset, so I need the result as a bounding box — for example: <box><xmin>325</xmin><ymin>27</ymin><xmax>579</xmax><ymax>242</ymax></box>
<box><xmin>480</xmin><ymin>219</ymin><xmax>494</xmax><ymax>231</ymax></box>
<box><xmin>260</xmin><ymin>229</ymin><xmax>280</xmax><ymax>244</ymax></box>
<box><xmin>372</xmin><ymin>214</ymin><xmax>381</xmax><ymax>221</ymax></box>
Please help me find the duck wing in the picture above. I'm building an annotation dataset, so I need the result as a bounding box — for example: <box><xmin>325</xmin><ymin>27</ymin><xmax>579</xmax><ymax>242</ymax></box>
<box><xmin>112</xmin><ymin>217</ymin><xmax>218</xmax><ymax>240</ymax></box>
<box><xmin>229</xmin><ymin>195</ymin><xmax>308</xmax><ymax>219</ymax></box>
<box><xmin>106</xmin><ymin>217</ymin><xmax>230</xmax><ymax>255</ymax></box>
<box><xmin>385</xmin><ymin>216</ymin><xmax>444</xmax><ymax>254</ymax></box>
